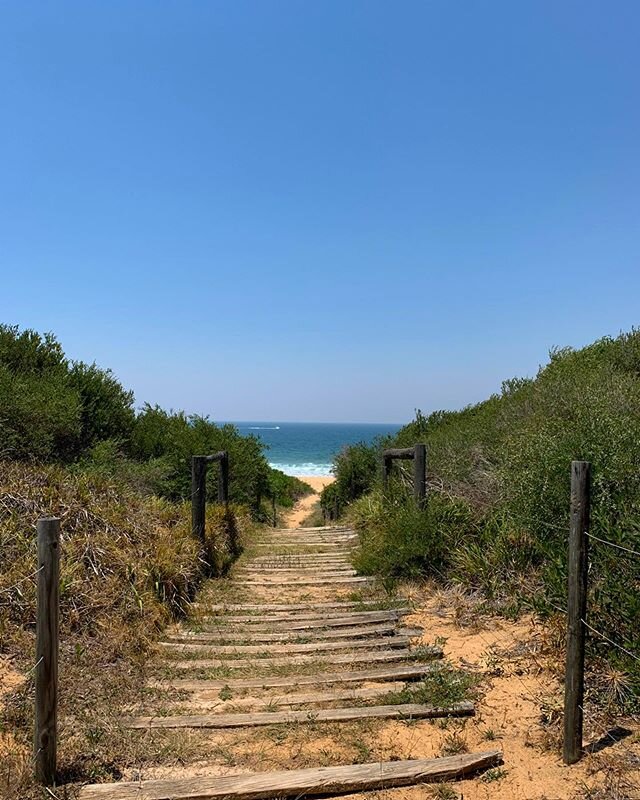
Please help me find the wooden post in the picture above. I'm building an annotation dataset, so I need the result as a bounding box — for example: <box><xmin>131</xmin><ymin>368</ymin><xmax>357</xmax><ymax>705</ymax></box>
<box><xmin>563</xmin><ymin>460</ymin><xmax>590</xmax><ymax>765</ymax></box>
<box><xmin>413</xmin><ymin>444</ymin><xmax>427</xmax><ymax>508</ymax></box>
<box><xmin>218</xmin><ymin>452</ymin><xmax>229</xmax><ymax>504</ymax></box>
<box><xmin>191</xmin><ymin>456</ymin><xmax>207</xmax><ymax>544</ymax></box>
<box><xmin>382</xmin><ymin>456</ymin><xmax>392</xmax><ymax>491</ymax></box>
<box><xmin>35</xmin><ymin>517</ymin><xmax>60</xmax><ymax>785</ymax></box>
<box><xmin>272</xmin><ymin>494</ymin><xmax>277</xmax><ymax>528</ymax></box>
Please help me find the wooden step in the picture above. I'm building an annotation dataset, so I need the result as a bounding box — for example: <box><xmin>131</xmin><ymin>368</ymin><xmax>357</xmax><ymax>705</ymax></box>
<box><xmin>172</xmin><ymin>683</ymin><xmax>408</xmax><ymax>708</ymax></box>
<box><xmin>125</xmin><ymin>700</ymin><xmax>474</xmax><ymax>729</ymax></box>
<box><xmin>236</xmin><ymin>567</ymin><xmax>356</xmax><ymax>574</ymax></box>
<box><xmin>235</xmin><ymin>569</ymin><xmax>357</xmax><ymax>578</ymax></box>
<box><xmin>235</xmin><ymin>576</ymin><xmax>373</xmax><ymax>587</ymax></box>
<box><xmin>195</xmin><ymin>610</ymin><xmax>408</xmax><ymax>628</ymax></box>
<box><xmin>159</xmin><ymin>635</ymin><xmax>413</xmax><ymax>656</ymax></box>
<box><xmin>164</xmin><ymin>646</ymin><xmax>442</xmax><ymax>670</ymax></box>
<box><xmin>170</xmin><ymin>624</ymin><xmax>419</xmax><ymax>644</ymax></box>
<box><xmin>149</xmin><ymin>662</ymin><xmax>441</xmax><ymax>691</ymax></box>
<box><xmin>192</xmin><ymin>601</ymin><xmax>407</xmax><ymax>613</ymax></box>
<box><xmin>78</xmin><ymin>751</ymin><xmax>502</xmax><ymax>799</ymax></box>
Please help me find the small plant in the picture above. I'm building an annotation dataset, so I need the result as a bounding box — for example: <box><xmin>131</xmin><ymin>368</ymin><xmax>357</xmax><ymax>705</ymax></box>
<box><xmin>440</xmin><ymin>730</ymin><xmax>468</xmax><ymax>756</ymax></box>
<box><xmin>429</xmin><ymin>785</ymin><xmax>458</xmax><ymax>800</ymax></box>
<box><xmin>218</xmin><ymin>686</ymin><xmax>233</xmax><ymax>701</ymax></box>
<box><xmin>481</xmin><ymin>767</ymin><xmax>508</xmax><ymax>783</ymax></box>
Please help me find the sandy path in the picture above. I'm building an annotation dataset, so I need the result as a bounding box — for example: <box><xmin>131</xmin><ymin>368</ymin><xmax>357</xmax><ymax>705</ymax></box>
<box><xmin>285</xmin><ymin>476</ymin><xmax>334</xmax><ymax>528</ymax></box>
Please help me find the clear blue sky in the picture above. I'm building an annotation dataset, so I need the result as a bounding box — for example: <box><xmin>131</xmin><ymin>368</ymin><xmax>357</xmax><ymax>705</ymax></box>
<box><xmin>1</xmin><ymin>2</ymin><xmax>639</xmax><ymax>423</ymax></box>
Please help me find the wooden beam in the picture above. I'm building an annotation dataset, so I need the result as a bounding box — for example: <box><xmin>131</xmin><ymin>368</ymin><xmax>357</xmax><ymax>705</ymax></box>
<box><xmin>195</xmin><ymin>610</ymin><xmax>409</xmax><ymax>627</ymax></box>
<box><xmin>124</xmin><ymin>701</ymin><xmax>475</xmax><ymax>729</ymax></box>
<box><xmin>169</xmin><ymin>623</ymin><xmax>418</xmax><ymax>643</ymax></box>
<box><xmin>78</xmin><ymin>751</ymin><xmax>502</xmax><ymax>799</ymax></box>
<box><xmin>191</xmin><ymin>601</ymin><xmax>407</xmax><ymax>612</ymax></box>
<box><xmin>181</xmin><ymin>683</ymin><xmax>409</xmax><ymax>708</ymax></box>
<box><xmin>159</xmin><ymin>635</ymin><xmax>413</xmax><ymax>656</ymax></box>
<box><xmin>234</xmin><ymin>576</ymin><xmax>373</xmax><ymax>587</ymax></box>
<box><xmin>164</xmin><ymin>646</ymin><xmax>442</xmax><ymax>670</ymax></box>
<box><xmin>148</xmin><ymin>661</ymin><xmax>440</xmax><ymax>691</ymax></box>
<box><xmin>382</xmin><ymin>447</ymin><xmax>415</xmax><ymax>459</ymax></box>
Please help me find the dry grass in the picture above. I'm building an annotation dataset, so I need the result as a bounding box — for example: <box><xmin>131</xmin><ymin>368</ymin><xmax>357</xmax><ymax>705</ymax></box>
<box><xmin>0</xmin><ymin>461</ymin><xmax>251</xmax><ymax>798</ymax></box>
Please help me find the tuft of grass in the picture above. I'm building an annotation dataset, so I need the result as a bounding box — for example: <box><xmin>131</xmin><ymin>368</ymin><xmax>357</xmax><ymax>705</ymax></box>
<box><xmin>382</xmin><ymin>667</ymin><xmax>477</xmax><ymax>707</ymax></box>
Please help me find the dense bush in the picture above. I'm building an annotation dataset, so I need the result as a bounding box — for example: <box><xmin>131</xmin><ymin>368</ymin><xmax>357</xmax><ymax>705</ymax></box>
<box><xmin>0</xmin><ymin>325</ymin><xmax>308</xmax><ymax>513</ymax></box>
<box><xmin>337</xmin><ymin>331</ymin><xmax>640</xmax><ymax>689</ymax></box>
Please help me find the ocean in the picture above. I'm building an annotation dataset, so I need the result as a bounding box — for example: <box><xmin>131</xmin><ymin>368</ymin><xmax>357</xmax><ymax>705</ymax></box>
<box><xmin>229</xmin><ymin>422</ymin><xmax>402</xmax><ymax>477</ymax></box>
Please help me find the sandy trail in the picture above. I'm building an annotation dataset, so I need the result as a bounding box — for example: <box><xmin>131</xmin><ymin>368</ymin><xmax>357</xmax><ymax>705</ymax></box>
<box><xmin>284</xmin><ymin>476</ymin><xmax>334</xmax><ymax>527</ymax></box>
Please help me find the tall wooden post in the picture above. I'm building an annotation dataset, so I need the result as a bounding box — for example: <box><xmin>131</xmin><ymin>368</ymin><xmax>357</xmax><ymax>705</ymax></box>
<box><xmin>191</xmin><ymin>456</ymin><xmax>207</xmax><ymax>544</ymax></box>
<box><xmin>35</xmin><ymin>517</ymin><xmax>60</xmax><ymax>785</ymax></box>
<box><xmin>563</xmin><ymin>460</ymin><xmax>590</xmax><ymax>765</ymax></box>
<box><xmin>218</xmin><ymin>452</ymin><xmax>229</xmax><ymax>504</ymax></box>
<box><xmin>382</xmin><ymin>455</ymin><xmax>392</xmax><ymax>491</ymax></box>
<box><xmin>272</xmin><ymin>494</ymin><xmax>277</xmax><ymax>528</ymax></box>
<box><xmin>413</xmin><ymin>444</ymin><xmax>427</xmax><ymax>508</ymax></box>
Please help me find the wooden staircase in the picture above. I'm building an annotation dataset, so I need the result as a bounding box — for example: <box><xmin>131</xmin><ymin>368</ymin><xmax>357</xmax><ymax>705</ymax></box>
<box><xmin>78</xmin><ymin>525</ymin><xmax>501</xmax><ymax>799</ymax></box>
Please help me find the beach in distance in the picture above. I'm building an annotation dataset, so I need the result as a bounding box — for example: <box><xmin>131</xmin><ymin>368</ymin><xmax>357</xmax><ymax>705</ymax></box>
<box><xmin>230</xmin><ymin>421</ymin><xmax>401</xmax><ymax>478</ymax></box>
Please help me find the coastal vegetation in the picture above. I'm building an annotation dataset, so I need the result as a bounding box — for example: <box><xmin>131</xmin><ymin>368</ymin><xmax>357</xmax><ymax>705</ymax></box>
<box><xmin>322</xmin><ymin>329</ymin><xmax>640</xmax><ymax>693</ymax></box>
<box><xmin>0</xmin><ymin>323</ymin><xmax>310</xmax><ymax>793</ymax></box>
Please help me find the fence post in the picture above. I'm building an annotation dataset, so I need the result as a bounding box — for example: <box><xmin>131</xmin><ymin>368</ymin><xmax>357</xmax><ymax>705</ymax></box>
<box><xmin>191</xmin><ymin>456</ymin><xmax>207</xmax><ymax>544</ymax></box>
<box><xmin>272</xmin><ymin>494</ymin><xmax>277</xmax><ymax>528</ymax></box>
<box><xmin>218</xmin><ymin>452</ymin><xmax>229</xmax><ymax>504</ymax></box>
<box><xmin>413</xmin><ymin>444</ymin><xmax>427</xmax><ymax>508</ymax></box>
<box><xmin>382</xmin><ymin>455</ymin><xmax>392</xmax><ymax>491</ymax></box>
<box><xmin>563</xmin><ymin>460</ymin><xmax>590</xmax><ymax>765</ymax></box>
<box><xmin>35</xmin><ymin>517</ymin><xmax>60</xmax><ymax>785</ymax></box>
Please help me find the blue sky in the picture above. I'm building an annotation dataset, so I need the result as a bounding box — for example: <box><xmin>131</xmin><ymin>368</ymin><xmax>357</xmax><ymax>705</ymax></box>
<box><xmin>1</xmin><ymin>2</ymin><xmax>639</xmax><ymax>423</ymax></box>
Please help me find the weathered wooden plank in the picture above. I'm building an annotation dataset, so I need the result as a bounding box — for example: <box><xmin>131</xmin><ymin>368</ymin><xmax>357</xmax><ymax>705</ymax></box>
<box><xmin>124</xmin><ymin>701</ymin><xmax>475</xmax><ymax>729</ymax></box>
<box><xmin>235</xmin><ymin>569</ymin><xmax>357</xmax><ymax>578</ymax></box>
<box><xmin>78</xmin><ymin>751</ymin><xmax>502</xmax><ymax>799</ymax></box>
<box><xmin>159</xmin><ymin>635</ymin><xmax>412</xmax><ymax>656</ymax></box>
<box><xmin>191</xmin><ymin>601</ymin><xmax>405</xmax><ymax>612</ymax></box>
<box><xmin>195</xmin><ymin>610</ymin><xmax>409</xmax><ymax>628</ymax></box>
<box><xmin>235</xmin><ymin>576</ymin><xmax>373</xmax><ymax>587</ymax></box>
<box><xmin>236</xmin><ymin>567</ymin><xmax>356</xmax><ymax>574</ymax></box>
<box><xmin>148</xmin><ymin>662</ymin><xmax>440</xmax><ymax>691</ymax></box>
<box><xmin>185</xmin><ymin>683</ymin><xmax>408</xmax><ymax>708</ymax></box>
<box><xmin>170</xmin><ymin>623</ymin><xmax>419</xmax><ymax>643</ymax></box>
<box><xmin>165</xmin><ymin>646</ymin><xmax>441</xmax><ymax>670</ymax></box>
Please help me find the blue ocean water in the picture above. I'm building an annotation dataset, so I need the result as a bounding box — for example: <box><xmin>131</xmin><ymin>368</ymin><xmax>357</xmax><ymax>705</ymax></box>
<box><xmin>230</xmin><ymin>422</ymin><xmax>402</xmax><ymax>477</ymax></box>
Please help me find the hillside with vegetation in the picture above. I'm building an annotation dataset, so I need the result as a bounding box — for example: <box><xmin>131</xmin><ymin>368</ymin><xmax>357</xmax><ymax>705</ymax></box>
<box><xmin>322</xmin><ymin>330</ymin><xmax>640</xmax><ymax>695</ymax></box>
<box><xmin>0</xmin><ymin>324</ymin><xmax>310</xmax><ymax>795</ymax></box>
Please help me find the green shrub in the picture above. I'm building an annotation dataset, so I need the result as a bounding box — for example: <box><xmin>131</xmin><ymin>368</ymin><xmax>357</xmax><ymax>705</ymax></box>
<box><xmin>344</xmin><ymin>330</ymin><xmax>640</xmax><ymax>687</ymax></box>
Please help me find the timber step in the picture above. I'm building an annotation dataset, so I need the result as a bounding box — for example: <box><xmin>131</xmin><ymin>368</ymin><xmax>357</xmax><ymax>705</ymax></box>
<box><xmin>164</xmin><ymin>646</ymin><xmax>442</xmax><ymax>670</ymax></box>
<box><xmin>148</xmin><ymin>662</ymin><xmax>441</xmax><ymax>690</ymax></box>
<box><xmin>78</xmin><ymin>751</ymin><xmax>502</xmax><ymax>799</ymax></box>
<box><xmin>191</xmin><ymin>601</ymin><xmax>408</xmax><ymax>612</ymax></box>
<box><xmin>193</xmin><ymin>610</ymin><xmax>409</xmax><ymax>627</ymax></box>
<box><xmin>169</xmin><ymin>624</ymin><xmax>421</xmax><ymax>643</ymax></box>
<box><xmin>124</xmin><ymin>700</ymin><xmax>475</xmax><ymax>729</ymax></box>
<box><xmin>234</xmin><ymin>576</ymin><xmax>373</xmax><ymax>586</ymax></box>
<box><xmin>158</xmin><ymin>634</ymin><xmax>415</xmax><ymax>655</ymax></box>
<box><xmin>159</xmin><ymin>683</ymin><xmax>408</xmax><ymax>708</ymax></box>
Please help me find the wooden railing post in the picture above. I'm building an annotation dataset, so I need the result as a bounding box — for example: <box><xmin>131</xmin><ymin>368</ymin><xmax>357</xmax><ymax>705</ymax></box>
<box><xmin>563</xmin><ymin>460</ymin><xmax>590</xmax><ymax>765</ymax></box>
<box><xmin>191</xmin><ymin>456</ymin><xmax>207</xmax><ymax>545</ymax></box>
<box><xmin>35</xmin><ymin>517</ymin><xmax>60</xmax><ymax>785</ymax></box>
<box><xmin>218</xmin><ymin>452</ymin><xmax>229</xmax><ymax>504</ymax></box>
<box><xmin>382</xmin><ymin>455</ymin><xmax>392</xmax><ymax>491</ymax></box>
<box><xmin>413</xmin><ymin>444</ymin><xmax>427</xmax><ymax>508</ymax></box>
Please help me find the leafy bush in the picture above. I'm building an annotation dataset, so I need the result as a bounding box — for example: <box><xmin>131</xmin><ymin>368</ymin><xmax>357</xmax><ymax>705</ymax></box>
<box><xmin>343</xmin><ymin>330</ymin><xmax>640</xmax><ymax>687</ymax></box>
<box><xmin>0</xmin><ymin>325</ymin><xmax>308</xmax><ymax>517</ymax></box>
